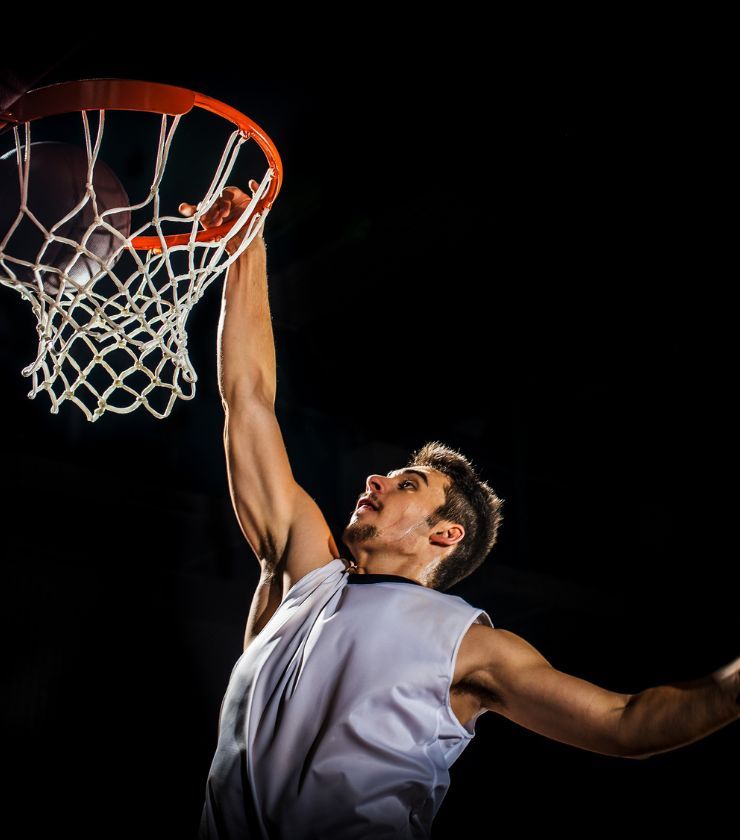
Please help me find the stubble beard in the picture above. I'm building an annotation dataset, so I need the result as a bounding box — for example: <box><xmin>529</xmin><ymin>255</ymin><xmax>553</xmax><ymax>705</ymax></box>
<box><xmin>342</xmin><ymin>520</ymin><xmax>378</xmax><ymax>546</ymax></box>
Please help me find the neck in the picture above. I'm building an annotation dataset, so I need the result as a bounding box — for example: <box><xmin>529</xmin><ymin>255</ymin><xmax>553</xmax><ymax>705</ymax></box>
<box><xmin>342</xmin><ymin>556</ymin><xmax>429</xmax><ymax>585</ymax></box>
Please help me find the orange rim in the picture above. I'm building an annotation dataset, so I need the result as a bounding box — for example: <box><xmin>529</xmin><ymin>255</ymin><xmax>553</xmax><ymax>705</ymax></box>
<box><xmin>0</xmin><ymin>77</ymin><xmax>283</xmax><ymax>251</ymax></box>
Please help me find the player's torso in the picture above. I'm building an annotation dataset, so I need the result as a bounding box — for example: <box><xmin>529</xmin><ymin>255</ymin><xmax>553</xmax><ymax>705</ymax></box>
<box><xmin>245</xmin><ymin>560</ymin><xmax>492</xmax><ymax>731</ymax></box>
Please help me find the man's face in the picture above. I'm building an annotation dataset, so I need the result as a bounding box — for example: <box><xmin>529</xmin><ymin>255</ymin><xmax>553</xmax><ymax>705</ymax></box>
<box><xmin>341</xmin><ymin>466</ymin><xmax>451</xmax><ymax>553</ymax></box>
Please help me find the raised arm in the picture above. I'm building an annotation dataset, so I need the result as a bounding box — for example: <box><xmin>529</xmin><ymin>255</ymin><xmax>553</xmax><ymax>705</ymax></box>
<box><xmin>218</xmin><ymin>232</ymin><xmax>296</xmax><ymax>566</ymax></box>
<box><xmin>179</xmin><ymin>185</ymin><xmax>339</xmax><ymax>610</ymax></box>
<box><xmin>462</xmin><ymin>625</ymin><xmax>739</xmax><ymax>760</ymax></box>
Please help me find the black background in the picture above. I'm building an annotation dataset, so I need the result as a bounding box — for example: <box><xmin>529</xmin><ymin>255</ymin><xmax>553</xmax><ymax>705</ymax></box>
<box><xmin>1</xmin><ymin>47</ymin><xmax>736</xmax><ymax>839</ymax></box>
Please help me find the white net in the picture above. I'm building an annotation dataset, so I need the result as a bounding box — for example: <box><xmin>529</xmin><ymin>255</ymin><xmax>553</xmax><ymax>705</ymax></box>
<box><xmin>0</xmin><ymin>108</ymin><xmax>273</xmax><ymax>422</ymax></box>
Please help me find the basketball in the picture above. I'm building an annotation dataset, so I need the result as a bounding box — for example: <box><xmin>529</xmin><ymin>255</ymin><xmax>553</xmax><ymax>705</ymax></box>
<box><xmin>0</xmin><ymin>140</ymin><xmax>131</xmax><ymax>294</ymax></box>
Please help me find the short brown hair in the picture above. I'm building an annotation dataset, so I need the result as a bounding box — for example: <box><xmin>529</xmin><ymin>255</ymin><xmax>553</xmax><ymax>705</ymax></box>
<box><xmin>404</xmin><ymin>441</ymin><xmax>504</xmax><ymax>591</ymax></box>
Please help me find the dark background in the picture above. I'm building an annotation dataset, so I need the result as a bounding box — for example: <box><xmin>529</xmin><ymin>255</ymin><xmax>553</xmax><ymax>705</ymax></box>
<box><xmin>1</xmin><ymin>49</ymin><xmax>736</xmax><ymax>839</ymax></box>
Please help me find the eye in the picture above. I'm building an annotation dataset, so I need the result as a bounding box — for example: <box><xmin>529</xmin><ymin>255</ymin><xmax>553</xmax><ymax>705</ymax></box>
<box><xmin>399</xmin><ymin>479</ymin><xmax>416</xmax><ymax>489</ymax></box>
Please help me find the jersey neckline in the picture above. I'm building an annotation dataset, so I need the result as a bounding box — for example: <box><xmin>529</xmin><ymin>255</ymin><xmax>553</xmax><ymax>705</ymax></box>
<box><xmin>346</xmin><ymin>572</ymin><xmax>422</xmax><ymax>586</ymax></box>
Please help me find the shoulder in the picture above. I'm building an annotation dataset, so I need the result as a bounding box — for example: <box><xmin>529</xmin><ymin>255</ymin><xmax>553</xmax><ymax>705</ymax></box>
<box><xmin>453</xmin><ymin>622</ymin><xmax>554</xmax><ymax>703</ymax></box>
<box><xmin>453</xmin><ymin>622</ymin><xmax>542</xmax><ymax>685</ymax></box>
<box><xmin>460</xmin><ymin>621</ymin><xmax>551</xmax><ymax>666</ymax></box>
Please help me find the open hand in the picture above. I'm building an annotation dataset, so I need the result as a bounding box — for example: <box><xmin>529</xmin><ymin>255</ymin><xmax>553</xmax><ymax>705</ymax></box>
<box><xmin>178</xmin><ymin>179</ymin><xmax>264</xmax><ymax>256</ymax></box>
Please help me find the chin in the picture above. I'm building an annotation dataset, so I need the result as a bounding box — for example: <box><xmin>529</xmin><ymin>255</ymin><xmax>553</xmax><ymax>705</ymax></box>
<box><xmin>342</xmin><ymin>521</ymin><xmax>377</xmax><ymax>545</ymax></box>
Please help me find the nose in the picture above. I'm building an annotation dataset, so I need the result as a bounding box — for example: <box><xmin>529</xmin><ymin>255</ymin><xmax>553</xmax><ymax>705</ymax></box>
<box><xmin>365</xmin><ymin>474</ymin><xmax>387</xmax><ymax>496</ymax></box>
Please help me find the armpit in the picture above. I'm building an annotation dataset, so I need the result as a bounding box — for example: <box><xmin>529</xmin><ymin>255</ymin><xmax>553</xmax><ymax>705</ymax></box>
<box><xmin>457</xmin><ymin>675</ymin><xmax>505</xmax><ymax>711</ymax></box>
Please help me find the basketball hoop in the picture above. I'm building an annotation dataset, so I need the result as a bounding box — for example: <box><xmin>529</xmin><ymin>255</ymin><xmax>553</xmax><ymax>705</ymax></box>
<box><xmin>0</xmin><ymin>78</ymin><xmax>283</xmax><ymax>422</ymax></box>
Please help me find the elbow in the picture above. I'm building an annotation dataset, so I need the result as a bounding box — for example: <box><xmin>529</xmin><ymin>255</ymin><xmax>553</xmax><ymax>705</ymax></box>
<box><xmin>223</xmin><ymin>382</ymin><xmax>276</xmax><ymax>416</ymax></box>
<box><xmin>616</xmin><ymin>693</ymin><xmax>653</xmax><ymax>760</ymax></box>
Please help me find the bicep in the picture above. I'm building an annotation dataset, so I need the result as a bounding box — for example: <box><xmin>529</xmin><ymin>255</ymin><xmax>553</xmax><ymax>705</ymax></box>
<box><xmin>473</xmin><ymin>627</ymin><xmax>634</xmax><ymax>758</ymax></box>
<box><xmin>223</xmin><ymin>400</ymin><xmax>340</xmax><ymax>594</ymax></box>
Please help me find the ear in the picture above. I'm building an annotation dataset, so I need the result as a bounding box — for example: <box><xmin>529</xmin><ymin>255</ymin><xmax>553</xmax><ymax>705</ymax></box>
<box><xmin>428</xmin><ymin>522</ymin><xmax>465</xmax><ymax>549</ymax></box>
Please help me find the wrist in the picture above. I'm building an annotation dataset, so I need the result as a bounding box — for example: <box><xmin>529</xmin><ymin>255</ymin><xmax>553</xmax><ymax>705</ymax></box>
<box><xmin>226</xmin><ymin>227</ymin><xmax>266</xmax><ymax>259</ymax></box>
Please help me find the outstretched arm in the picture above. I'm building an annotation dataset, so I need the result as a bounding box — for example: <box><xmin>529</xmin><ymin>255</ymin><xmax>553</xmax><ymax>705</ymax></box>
<box><xmin>465</xmin><ymin>625</ymin><xmax>739</xmax><ymax>760</ymax></box>
<box><xmin>464</xmin><ymin>625</ymin><xmax>634</xmax><ymax>758</ymax></box>
<box><xmin>618</xmin><ymin>655</ymin><xmax>740</xmax><ymax>759</ymax></box>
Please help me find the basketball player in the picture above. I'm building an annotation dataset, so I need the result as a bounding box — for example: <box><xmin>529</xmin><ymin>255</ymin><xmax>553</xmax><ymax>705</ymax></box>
<box><xmin>180</xmin><ymin>185</ymin><xmax>740</xmax><ymax>840</ymax></box>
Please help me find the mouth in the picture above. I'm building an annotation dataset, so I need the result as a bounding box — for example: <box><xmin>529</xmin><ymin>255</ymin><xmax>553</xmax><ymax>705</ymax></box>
<box><xmin>355</xmin><ymin>496</ymin><xmax>380</xmax><ymax>514</ymax></box>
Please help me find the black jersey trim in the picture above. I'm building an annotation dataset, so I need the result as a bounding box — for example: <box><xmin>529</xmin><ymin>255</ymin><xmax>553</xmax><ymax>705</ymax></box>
<box><xmin>346</xmin><ymin>572</ymin><xmax>422</xmax><ymax>586</ymax></box>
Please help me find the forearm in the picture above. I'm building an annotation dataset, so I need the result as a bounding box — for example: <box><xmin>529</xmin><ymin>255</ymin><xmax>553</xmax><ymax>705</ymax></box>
<box><xmin>217</xmin><ymin>237</ymin><xmax>275</xmax><ymax>409</ymax></box>
<box><xmin>619</xmin><ymin>658</ymin><xmax>740</xmax><ymax>759</ymax></box>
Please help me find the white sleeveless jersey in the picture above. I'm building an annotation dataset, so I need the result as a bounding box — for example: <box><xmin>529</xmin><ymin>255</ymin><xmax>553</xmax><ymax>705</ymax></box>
<box><xmin>199</xmin><ymin>557</ymin><xmax>494</xmax><ymax>839</ymax></box>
